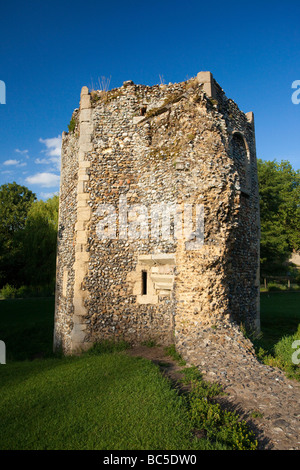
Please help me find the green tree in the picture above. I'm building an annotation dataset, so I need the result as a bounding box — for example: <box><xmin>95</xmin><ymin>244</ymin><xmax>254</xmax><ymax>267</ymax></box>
<box><xmin>257</xmin><ymin>159</ymin><xmax>300</xmax><ymax>275</ymax></box>
<box><xmin>21</xmin><ymin>195</ymin><xmax>59</xmax><ymax>286</ymax></box>
<box><xmin>0</xmin><ymin>182</ymin><xmax>36</xmax><ymax>286</ymax></box>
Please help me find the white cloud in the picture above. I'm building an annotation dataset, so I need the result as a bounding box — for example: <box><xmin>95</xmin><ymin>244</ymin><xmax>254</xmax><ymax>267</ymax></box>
<box><xmin>3</xmin><ymin>159</ymin><xmax>27</xmax><ymax>167</ymax></box>
<box><xmin>3</xmin><ymin>159</ymin><xmax>20</xmax><ymax>165</ymax></box>
<box><xmin>15</xmin><ymin>149</ymin><xmax>29</xmax><ymax>157</ymax></box>
<box><xmin>26</xmin><ymin>172</ymin><xmax>60</xmax><ymax>188</ymax></box>
<box><xmin>38</xmin><ymin>135</ymin><xmax>62</xmax><ymax>170</ymax></box>
<box><xmin>40</xmin><ymin>191</ymin><xmax>59</xmax><ymax>200</ymax></box>
<box><xmin>35</xmin><ymin>158</ymin><xmax>50</xmax><ymax>165</ymax></box>
<box><xmin>39</xmin><ymin>136</ymin><xmax>62</xmax><ymax>157</ymax></box>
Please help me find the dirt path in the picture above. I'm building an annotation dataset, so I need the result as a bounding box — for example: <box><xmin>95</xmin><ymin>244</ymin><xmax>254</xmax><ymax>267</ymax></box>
<box><xmin>127</xmin><ymin>345</ymin><xmax>187</xmax><ymax>390</ymax></box>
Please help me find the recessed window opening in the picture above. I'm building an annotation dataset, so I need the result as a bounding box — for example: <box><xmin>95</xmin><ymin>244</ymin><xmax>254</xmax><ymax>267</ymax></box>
<box><xmin>142</xmin><ymin>271</ymin><xmax>147</xmax><ymax>295</ymax></box>
<box><xmin>140</xmin><ymin>107</ymin><xmax>147</xmax><ymax>116</ymax></box>
<box><xmin>232</xmin><ymin>132</ymin><xmax>251</xmax><ymax>193</ymax></box>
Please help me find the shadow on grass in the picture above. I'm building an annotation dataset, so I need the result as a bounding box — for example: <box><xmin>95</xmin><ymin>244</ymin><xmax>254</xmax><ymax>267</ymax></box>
<box><xmin>0</xmin><ymin>297</ymin><xmax>55</xmax><ymax>361</ymax></box>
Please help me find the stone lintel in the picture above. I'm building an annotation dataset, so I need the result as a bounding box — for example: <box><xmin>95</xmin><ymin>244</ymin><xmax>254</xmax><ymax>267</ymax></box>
<box><xmin>138</xmin><ymin>253</ymin><xmax>176</xmax><ymax>265</ymax></box>
<box><xmin>138</xmin><ymin>255</ymin><xmax>153</xmax><ymax>265</ymax></box>
<box><xmin>152</xmin><ymin>254</ymin><xmax>176</xmax><ymax>265</ymax></box>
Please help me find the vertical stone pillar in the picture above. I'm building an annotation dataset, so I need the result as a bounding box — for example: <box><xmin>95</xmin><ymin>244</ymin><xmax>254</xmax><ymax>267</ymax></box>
<box><xmin>71</xmin><ymin>86</ymin><xmax>93</xmax><ymax>352</ymax></box>
<box><xmin>196</xmin><ymin>71</ymin><xmax>216</xmax><ymax>99</ymax></box>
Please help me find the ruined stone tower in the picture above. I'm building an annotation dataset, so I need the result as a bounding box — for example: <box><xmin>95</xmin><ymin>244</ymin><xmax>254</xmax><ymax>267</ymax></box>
<box><xmin>54</xmin><ymin>71</ymin><xmax>260</xmax><ymax>355</ymax></box>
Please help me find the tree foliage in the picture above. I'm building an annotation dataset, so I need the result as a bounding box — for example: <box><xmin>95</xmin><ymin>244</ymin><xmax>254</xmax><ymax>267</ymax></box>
<box><xmin>0</xmin><ymin>182</ymin><xmax>36</xmax><ymax>286</ymax></box>
<box><xmin>0</xmin><ymin>182</ymin><xmax>58</xmax><ymax>289</ymax></box>
<box><xmin>257</xmin><ymin>159</ymin><xmax>300</xmax><ymax>275</ymax></box>
<box><xmin>21</xmin><ymin>195</ymin><xmax>59</xmax><ymax>286</ymax></box>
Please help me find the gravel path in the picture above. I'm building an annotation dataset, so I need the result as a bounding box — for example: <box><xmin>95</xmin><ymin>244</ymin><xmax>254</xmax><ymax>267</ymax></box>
<box><xmin>176</xmin><ymin>323</ymin><xmax>300</xmax><ymax>450</ymax></box>
<box><xmin>128</xmin><ymin>323</ymin><xmax>300</xmax><ymax>450</ymax></box>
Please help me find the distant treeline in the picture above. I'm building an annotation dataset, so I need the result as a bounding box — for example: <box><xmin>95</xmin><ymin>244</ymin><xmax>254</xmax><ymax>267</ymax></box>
<box><xmin>257</xmin><ymin>159</ymin><xmax>300</xmax><ymax>280</ymax></box>
<box><xmin>0</xmin><ymin>182</ymin><xmax>58</xmax><ymax>296</ymax></box>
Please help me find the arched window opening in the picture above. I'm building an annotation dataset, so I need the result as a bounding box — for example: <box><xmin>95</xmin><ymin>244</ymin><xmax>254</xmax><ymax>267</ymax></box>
<box><xmin>231</xmin><ymin>132</ymin><xmax>251</xmax><ymax>194</ymax></box>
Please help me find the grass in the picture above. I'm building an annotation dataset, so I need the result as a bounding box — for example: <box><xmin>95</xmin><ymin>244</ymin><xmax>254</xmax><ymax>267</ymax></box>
<box><xmin>0</xmin><ymin>292</ymin><xmax>299</xmax><ymax>449</ymax></box>
<box><xmin>0</xmin><ymin>352</ymin><xmax>206</xmax><ymax>450</ymax></box>
<box><xmin>0</xmin><ymin>298</ymin><xmax>223</xmax><ymax>450</ymax></box>
<box><xmin>0</xmin><ymin>298</ymin><xmax>55</xmax><ymax>361</ymax></box>
<box><xmin>254</xmin><ymin>292</ymin><xmax>300</xmax><ymax>380</ymax></box>
<box><xmin>164</xmin><ymin>343</ymin><xmax>187</xmax><ymax>366</ymax></box>
<box><xmin>258</xmin><ymin>292</ymin><xmax>300</xmax><ymax>352</ymax></box>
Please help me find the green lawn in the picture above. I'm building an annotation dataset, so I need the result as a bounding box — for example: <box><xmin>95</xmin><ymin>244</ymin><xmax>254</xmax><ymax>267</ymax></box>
<box><xmin>259</xmin><ymin>292</ymin><xmax>300</xmax><ymax>353</ymax></box>
<box><xmin>0</xmin><ymin>352</ymin><xmax>204</xmax><ymax>450</ymax></box>
<box><xmin>0</xmin><ymin>298</ymin><xmax>54</xmax><ymax>361</ymax></box>
<box><xmin>1</xmin><ymin>293</ymin><xmax>299</xmax><ymax>450</ymax></box>
<box><xmin>256</xmin><ymin>292</ymin><xmax>300</xmax><ymax>380</ymax></box>
<box><xmin>0</xmin><ymin>298</ymin><xmax>222</xmax><ymax>450</ymax></box>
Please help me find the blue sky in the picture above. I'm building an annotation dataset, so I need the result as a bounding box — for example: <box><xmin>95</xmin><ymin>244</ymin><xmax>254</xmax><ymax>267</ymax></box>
<box><xmin>0</xmin><ymin>0</ymin><xmax>299</xmax><ymax>200</ymax></box>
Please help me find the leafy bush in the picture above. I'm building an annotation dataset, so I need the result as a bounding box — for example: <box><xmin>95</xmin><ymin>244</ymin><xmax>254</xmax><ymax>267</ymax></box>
<box><xmin>257</xmin><ymin>325</ymin><xmax>300</xmax><ymax>381</ymax></box>
<box><xmin>0</xmin><ymin>284</ymin><xmax>54</xmax><ymax>299</ymax></box>
<box><xmin>164</xmin><ymin>344</ymin><xmax>186</xmax><ymax>365</ymax></box>
<box><xmin>181</xmin><ymin>367</ymin><xmax>223</xmax><ymax>398</ymax></box>
<box><xmin>19</xmin><ymin>195</ymin><xmax>58</xmax><ymax>288</ymax></box>
<box><xmin>268</xmin><ymin>282</ymin><xmax>286</xmax><ymax>292</ymax></box>
<box><xmin>274</xmin><ymin>324</ymin><xmax>300</xmax><ymax>364</ymax></box>
<box><xmin>68</xmin><ymin>117</ymin><xmax>76</xmax><ymax>133</ymax></box>
<box><xmin>188</xmin><ymin>395</ymin><xmax>257</xmax><ymax>450</ymax></box>
<box><xmin>16</xmin><ymin>286</ymin><xmax>28</xmax><ymax>298</ymax></box>
<box><xmin>0</xmin><ymin>284</ymin><xmax>18</xmax><ymax>299</ymax></box>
